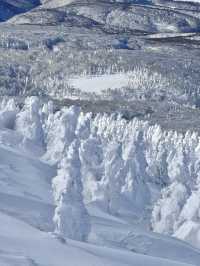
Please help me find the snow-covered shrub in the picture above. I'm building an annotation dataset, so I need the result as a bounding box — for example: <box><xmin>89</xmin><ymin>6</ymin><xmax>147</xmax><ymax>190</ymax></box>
<box><xmin>53</xmin><ymin>140</ymin><xmax>91</xmax><ymax>241</ymax></box>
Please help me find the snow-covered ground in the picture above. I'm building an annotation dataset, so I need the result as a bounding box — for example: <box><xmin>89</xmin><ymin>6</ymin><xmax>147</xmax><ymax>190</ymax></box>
<box><xmin>0</xmin><ymin>142</ymin><xmax>199</xmax><ymax>266</ymax></box>
<box><xmin>68</xmin><ymin>73</ymin><xmax>132</xmax><ymax>93</ymax></box>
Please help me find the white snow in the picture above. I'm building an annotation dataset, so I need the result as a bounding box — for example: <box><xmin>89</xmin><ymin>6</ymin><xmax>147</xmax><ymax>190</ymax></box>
<box><xmin>68</xmin><ymin>73</ymin><xmax>132</xmax><ymax>93</ymax></box>
<box><xmin>0</xmin><ymin>97</ymin><xmax>200</xmax><ymax>265</ymax></box>
<box><xmin>41</xmin><ymin>0</ymin><xmax>76</xmax><ymax>8</ymax></box>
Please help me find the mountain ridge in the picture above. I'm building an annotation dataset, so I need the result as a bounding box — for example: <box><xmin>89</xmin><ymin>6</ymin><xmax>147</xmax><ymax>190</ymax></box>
<box><xmin>0</xmin><ymin>0</ymin><xmax>40</xmax><ymax>21</ymax></box>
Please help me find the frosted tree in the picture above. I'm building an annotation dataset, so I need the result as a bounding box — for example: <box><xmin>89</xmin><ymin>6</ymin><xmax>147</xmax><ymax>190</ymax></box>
<box><xmin>172</xmin><ymin>169</ymin><xmax>200</xmax><ymax>245</ymax></box>
<box><xmin>103</xmin><ymin>141</ymin><xmax>125</xmax><ymax>215</ymax></box>
<box><xmin>0</xmin><ymin>98</ymin><xmax>18</xmax><ymax>129</ymax></box>
<box><xmin>53</xmin><ymin>140</ymin><xmax>91</xmax><ymax>241</ymax></box>
<box><xmin>146</xmin><ymin>125</ymin><xmax>169</xmax><ymax>187</ymax></box>
<box><xmin>41</xmin><ymin>100</ymin><xmax>54</xmax><ymax>141</ymax></box>
<box><xmin>173</xmin><ymin>185</ymin><xmax>200</xmax><ymax>247</ymax></box>
<box><xmin>15</xmin><ymin>96</ymin><xmax>44</xmax><ymax>146</ymax></box>
<box><xmin>167</xmin><ymin>135</ymin><xmax>189</xmax><ymax>185</ymax></box>
<box><xmin>79</xmin><ymin>126</ymin><xmax>104</xmax><ymax>203</ymax></box>
<box><xmin>76</xmin><ymin>112</ymin><xmax>91</xmax><ymax>141</ymax></box>
<box><xmin>151</xmin><ymin>181</ymin><xmax>188</xmax><ymax>235</ymax></box>
<box><xmin>178</xmin><ymin>188</ymin><xmax>200</xmax><ymax>226</ymax></box>
<box><xmin>45</xmin><ymin>105</ymin><xmax>80</xmax><ymax>163</ymax></box>
<box><xmin>123</xmin><ymin>130</ymin><xmax>150</xmax><ymax>210</ymax></box>
<box><xmin>0</xmin><ymin>97</ymin><xmax>17</xmax><ymax>112</ymax></box>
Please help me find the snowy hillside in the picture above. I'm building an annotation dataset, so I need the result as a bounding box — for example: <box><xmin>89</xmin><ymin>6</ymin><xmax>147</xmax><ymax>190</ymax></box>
<box><xmin>0</xmin><ymin>97</ymin><xmax>200</xmax><ymax>265</ymax></box>
<box><xmin>1</xmin><ymin>0</ymin><xmax>200</xmax><ymax>117</ymax></box>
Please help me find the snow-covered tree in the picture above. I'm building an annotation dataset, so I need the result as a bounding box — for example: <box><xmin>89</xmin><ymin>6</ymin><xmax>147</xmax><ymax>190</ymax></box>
<box><xmin>123</xmin><ymin>130</ymin><xmax>150</xmax><ymax>210</ymax></box>
<box><xmin>151</xmin><ymin>181</ymin><xmax>188</xmax><ymax>235</ymax></box>
<box><xmin>167</xmin><ymin>135</ymin><xmax>189</xmax><ymax>185</ymax></box>
<box><xmin>79</xmin><ymin>126</ymin><xmax>104</xmax><ymax>203</ymax></box>
<box><xmin>0</xmin><ymin>98</ymin><xmax>18</xmax><ymax>129</ymax></box>
<box><xmin>15</xmin><ymin>96</ymin><xmax>44</xmax><ymax>146</ymax></box>
<box><xmin>76</xmin><ymin>112</ymin><xmax>91</xmax><ymax>141</ymax></box>
<box><xmin>41</xmin><ymin>100</ymin><xmax>54</xmax><ymax>141</ymax></box>
<box><xmin>45</xmin><ymin>106</ymin><xmax>80</xmax><ymax>163</ymax></box>
<box><xmin>53</xmin><ymin>140</ymin><xmax>91</xmax><ymax>241</ymax></box>
<box><xmin>173</xmin><ymin>176</ymin><xmax>200</xmax><ymax>246</ymax></box>
<box><xmin>103</xmin><ymin>141</ymin><xmax>125</xmax><ymax>215</ymax></box>
<box><xmin>146</xmin><ymin>125</ymin><xmax>169</xmax><ymax>187</ymax></box>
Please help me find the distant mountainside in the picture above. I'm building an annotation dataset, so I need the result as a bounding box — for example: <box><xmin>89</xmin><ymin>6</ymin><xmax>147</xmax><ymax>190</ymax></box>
<box><xmin>0</xmin><ymin>0</ymin><xmax>40</xmax><ymax>21</ymax></box>
<box><xmin>2</xmin><ymin>0</ymin><xmax>200</xmax><ymax>23</ymax></box>
<box><xmin>1</xmin><ymin>0</ymin><xmax>200</xmax><ymax>132</ymax></box>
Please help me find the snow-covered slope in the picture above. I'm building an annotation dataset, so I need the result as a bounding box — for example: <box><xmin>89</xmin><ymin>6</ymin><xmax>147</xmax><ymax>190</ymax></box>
<box><xmin>0</xmin><ymin>97</ymin><xmax>200</xmax><ymax>265</ymax></box>
<box><xmin>0</xmin><ymin>209</ymin><xmax>196</xmax><ymax>266</ymax></box>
